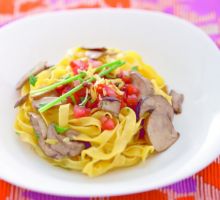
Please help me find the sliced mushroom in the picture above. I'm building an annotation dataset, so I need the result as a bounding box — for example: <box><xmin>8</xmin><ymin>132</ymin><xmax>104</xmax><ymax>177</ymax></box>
<box><xmin>170</xmin><ymin>90</ymin><xmax>184</xmax><ymax>114</ymax></box>
<box><xmin>64</xmin><ymin>129</ymin><xmax>80</xmax><ymax>138</ymax></box>
<box><xmin>81</xmin><ymin>47</ymin><xmax>107</xmax><ymax>60</ymax></box>
<box><xmin>14</xmin><ymin>94</ymin><xmax>28</xmax><ymax>108</ymax></box>
<box><xmin>81</xmin><ymin>47</ymin><xmax>107</xmax><ymax>52</ymax></box>
<box><xmin>16</xmin><ymin>61</ymin><xmax>49</xmax><ymax>90</ymax></box>
<box><xmin>29</xmin><ymin>113</ymin><xmax>62</xmax><ymax>159</ymax></box>
<box><xmin>85</xmin><ymin>51</ymin><xmax>105</xmax><ymax>60</ymax></box>
<box><xmin>38</xmin><ymin>137</ymin><xmax>63</xmax><ymax>159</ymax></box>
<box><xmin>29</xmin><ymin>112</ymin><xmax>47</xmax><ymax>139</ymax></box>
<box><xmin>139</xmin><ymin>95</ymin><xmax>174</xmax><ymax>120</ymax></box>
<box><xmin>99</xmin><ymin>97</ymin><xmax>121</xmax><ymax>116</ymax></box>
<box><xmin>29</xmin><ymin>113</ymin><xmax>85</xmax><ymax>158</ymax></box>
<box><xmin>32</xmin><ymin>97</ymin><xmax>61</xmax><ymax>109</ymax></box>
<box><xmin>130</xmin><ymin>71</ymin><xmax>154</xmax><ymax>99</ymax></box>
<box><xmin>144</xmin><ymin>111</ymin><xmax>179</xmax><ymax>152</ymax></box>
<box><xmin>47</xmin><ymin>125</ymin><xmax>70</xmax><ymax>155</ymax></box>
<box><xmin>47</xmin><ymin>124</ymin><xmax>85</xmax><ymax>157</ymax></box>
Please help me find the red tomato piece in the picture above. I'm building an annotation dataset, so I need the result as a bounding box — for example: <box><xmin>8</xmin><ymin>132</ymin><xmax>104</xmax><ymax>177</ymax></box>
<box><xmin>126</xmin><ymin>94</ymin><xmax>138</xmax><ymax>107</ymax></box>
<box><xmin>75</xmin><ymin>87</ymin><xmax>86</xmax><ymax>97</ymax></box>
<box><xmin>120</xmin><ymin>100</ymin><xmax>127</xmax><ymax>109</ymax></box>
<box><xmin>86</xmin><ymin>99</ymin><xmax>99</xmax><ymax>109</ymax></box>
<box><xmin>118</xmin><ymin>71</ymin><xmax>131</xmax><ymax>83</ymax></box>
<box><xmin>56</xmin><ymin>84</ymin><xmax>67</xmax><ymax>95</ymax></box>
<box><xmin>60</xmin><ymin>85</ymin><xmax>76</xmax><ymax>104</ymax></box>
<box><xmin>125</xmin><ymin>84</ymin><xmax>139</xmax><ymax>95</ymax></box>
<box><xmin>100</xmin><ymin>116</ymin><xmax>116</xmax><ymax>130</ymax></box>
<box><xmin>73</xmin><ymin>105</ymin><xmax>91</xmax><ymax>118</ymax></box>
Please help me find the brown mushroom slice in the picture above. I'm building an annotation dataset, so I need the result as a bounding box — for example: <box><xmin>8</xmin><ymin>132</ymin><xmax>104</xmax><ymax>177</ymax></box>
<box><xmin>32</xmin><ymin>97</ymin><xmax>61</xmax><ymax>109</ymax></box>
<box><xmin>29</xmin><ymin>112</ymin><xmax>47</xmax><ymax>139</ymax></box>
<box><xmin>47</xmin><ymin>125</ymin><xmax>85</xmax><ymax>157</ymax></box>
<box><xmin>16</xmin><ymin>61</ymin><xmax>49</xmax><ymax>90</ymax></box>
<box><xmin>139</xmin><ymin>95</ymin><xmax>174</xmax><ymax>120</ymax></box>
<box><xmin>47</xmin><ymin>125</ymin><xmax>70</xmax><ymax>155</ymax></box>
<box><xmin>130</xmin><ymin>71</ymin><xmax>154</xmax><ymax>99</ymax></box>
<box><xmin>64</xmin><ymin>129</ymin><xmax>80</xmax><ymax>138</ymax></box>
<box><xmin>62</xmin><ymin>139</ymin><xmax>85</xmax><ymax>157</ymax></box>
<box><xmin>81</xmin><ymin>47</ymin><xmax>107</xmax><ymax>52</ymax></box>
<box><xmin>14</xmin><ymin>94</ymin><xmax>28</xmax><ymax>108</ymax></box>
<box><xmin>99</xmin><ymin>97</ymin><xmax>121</xmax><ymax>116</ymax></box>
<box><xmin>170</xmin><ymin>90</ymin><xmax>184</xmax><ymax>114</ymax></box>
<box><xmin>38</xmin><ymin>137</ymin><xmax>62</xmax><ymax>159</ymax></box>
<box><xmin>60</xmin><ymin>130</ymin><xmax>85</xmax><ymax>157</ymax></box>
<box><xmin>29</xmin><ymin>113</ymin><xmax>62</xmax><ymax>158</ymax></box>
<box><xmin>144</xmin><ymin>111</ymin><xmax>179</xmax><ymax>152</ymax></box>
<box><xmin>85</xmin><ymin>51</ymin><xmax>105</xmax><ymax>60</ymax></box>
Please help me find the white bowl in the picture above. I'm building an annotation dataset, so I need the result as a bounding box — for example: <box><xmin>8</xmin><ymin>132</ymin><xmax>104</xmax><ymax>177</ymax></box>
<box><xmin>0</xmin><ymin>9</ymin><xmax>220</xmax><ymax>197</ymax></box>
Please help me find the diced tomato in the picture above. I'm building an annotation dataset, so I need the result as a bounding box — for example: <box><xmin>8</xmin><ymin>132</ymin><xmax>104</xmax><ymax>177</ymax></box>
<box><xmin>56</xmin><ymin>84</ymin><xmax>67</xmax><ymax>95</ymax></box>
<box><xmin>70</xmin><ymin>60</ymin><xmax>88</xmax><ymax>74</ymax></box>
<box><xmin>73</xmin><ymin>93</ymin><xmax>80</xmax><ymax>104</ymax></box>
<box><xmin>120</xmin><ymin>100</ymin><xmax>127</xmax><ymax>109</ymax></box>
<box><xmin>118</xmin><ymin>71</ymin><xmax>131</xmax><ymax>84</ymax></box>
<box><xmin>86</xmin><ymin>99</ymin><xmax>99</xmax><ymax>109</ymax></box>
<box><xmin>100</xmin><ymin>116</ymin><xmax>116</xmax><ymax>131</ymax></box>
<box><xmin>61</xmin><ymin>85</ymin><xmax>72</xmax><ymax>94</ymax></box>
<box><xmin>126</xmin><ymin>94</ymin><xmax>138</xmax><ymax>107</ymax></box>
<box><xmin>60</xmin><ymin>85</ymin><xmax>75</xmax><ymax>104</ymax></box>
<box><xmin>73</xmin><ymin>105</ymin><xmax>91</xmax><ymax>118</ymax></box>
<box><xmin>124</xmin><ymin>84</ymin><xmax>139</xmax><ymax>96</ymax></box>
<box><xmin>75</xmin><ymin>87</ymin><xmax>86</xmax><ymax>97</ymax></box>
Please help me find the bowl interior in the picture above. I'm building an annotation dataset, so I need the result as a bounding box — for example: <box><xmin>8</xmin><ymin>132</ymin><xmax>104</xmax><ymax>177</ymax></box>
<box><xmin>0</xmin><ymin>9</ymin><xmax>219</xmax><ymax>196</ymax></box>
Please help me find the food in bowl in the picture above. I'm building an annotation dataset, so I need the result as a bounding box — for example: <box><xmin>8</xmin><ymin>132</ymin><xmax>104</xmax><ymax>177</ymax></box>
<box><xmin>14</xmin><ymin>47</ymin><xmax>184</xmax><ymax>176</ymax></box>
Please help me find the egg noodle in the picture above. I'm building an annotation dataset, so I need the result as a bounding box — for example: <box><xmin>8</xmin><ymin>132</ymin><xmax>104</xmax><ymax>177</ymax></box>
<box><xmin>14</xmin><ymin>48</ymin><xmax>171</xmax><ymax>177</ymax></box>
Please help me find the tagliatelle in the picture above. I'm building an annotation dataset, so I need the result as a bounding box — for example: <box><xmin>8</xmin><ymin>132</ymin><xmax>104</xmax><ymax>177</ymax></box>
<box><xmin>59</xmin><ymin>104</ymin><xmax>70</xmax><ymax>127</ymax></box>
<box><xmin>14</xmin><ymin>47</ymin><xmax>176</xmax><ymax>177</ymax></box>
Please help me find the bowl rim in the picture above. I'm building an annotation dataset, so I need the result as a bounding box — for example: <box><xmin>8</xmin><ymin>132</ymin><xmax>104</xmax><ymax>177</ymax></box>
<box><xmin>0</xmin><ymin>8</ymin><xmax>220</xmax><ymax>197</ymax></box>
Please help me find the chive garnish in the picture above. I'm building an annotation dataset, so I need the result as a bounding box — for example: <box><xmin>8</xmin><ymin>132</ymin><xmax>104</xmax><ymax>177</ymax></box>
<box><xmin>38</xmin><ymin>60</ymin><xmax>125</xmax><ymax>113</ymax></box>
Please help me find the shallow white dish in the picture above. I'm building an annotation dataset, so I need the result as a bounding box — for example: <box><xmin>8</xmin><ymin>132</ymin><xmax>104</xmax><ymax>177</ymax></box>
<box><xmin>0</xmin><ymin>9</ymin><xmax>220</xmax><ymax>197</ymax></box>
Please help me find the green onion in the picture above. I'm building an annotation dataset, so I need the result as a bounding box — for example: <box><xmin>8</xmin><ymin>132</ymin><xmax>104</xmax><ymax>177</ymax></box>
<box><xmin>94</xmin><ymin>60</ymin><xmax>122</xmax><ymax>73</ymax></box>
<box><xmin>70</xmin><ymin>95</ymin><xmax>76</xmax><ymax>104</ymax></box>
<box><xmin>29</xmin><ymin>75</ymin><xmax>37</xmax><ymax>86</ymax></box>
<box><xmin>31</xmin><ymin>60</ymin><xmax>121</xmax><ymax>97</ymax></box>
<box><xmin>39</xmin><ymin>60</ymin><xmax>125</xmax><ymax>113</ymax></box>
<box><xmin>39</xmin><ymin>84</ymin><xmax>84</xmax><ymax>112</ymax></box>
<box><xmin>54</xmin><ymin>124</ymin><xmax>69</xmax><ymax>134</ymax></box>
<box><xmin>30</xmin><ymin>72</ymin><xmax>86</xmax><ymax>96</ymax></box>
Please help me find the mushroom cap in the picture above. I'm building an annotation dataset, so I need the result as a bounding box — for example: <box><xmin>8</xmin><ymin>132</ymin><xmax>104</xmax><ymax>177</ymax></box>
<box><xmin>144</xmin><ymin>111</ymin><xmax>179</xmax><ymax>152</ymax></box>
